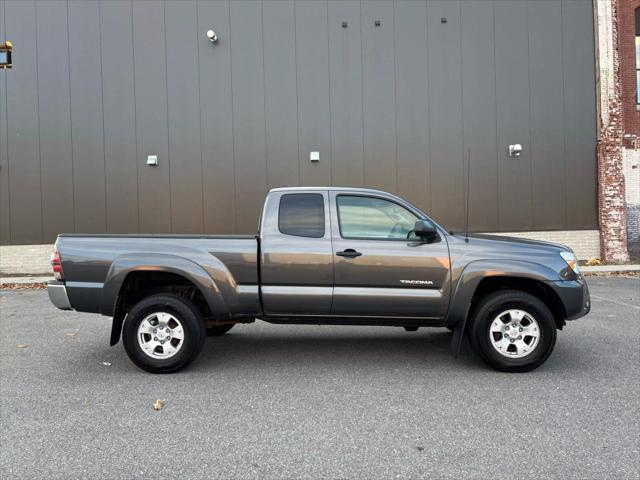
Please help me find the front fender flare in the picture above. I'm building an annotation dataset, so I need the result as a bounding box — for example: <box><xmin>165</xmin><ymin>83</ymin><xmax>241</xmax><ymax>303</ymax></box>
<box><xmin>448</xmin><ymin>259</ymin><xmax>562</xmax><ymax>356</ymax></box>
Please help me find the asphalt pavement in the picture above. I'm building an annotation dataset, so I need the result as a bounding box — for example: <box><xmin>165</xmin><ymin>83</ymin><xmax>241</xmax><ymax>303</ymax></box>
<box><xmin>1</xmin><ymin>277</ymin><xmax>639</xmax><ymax>479</ymax></box>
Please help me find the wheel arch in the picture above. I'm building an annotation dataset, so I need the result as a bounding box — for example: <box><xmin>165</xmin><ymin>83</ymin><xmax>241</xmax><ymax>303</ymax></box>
<box><xmin>103</xmin><ymin>254</ymin><xmax>230</xmax><ymax>346</ymax></box>
<box><xmin>447</xmin><ymin>260</ymin><xmax>566</xmax><ymax>356</ymax></box>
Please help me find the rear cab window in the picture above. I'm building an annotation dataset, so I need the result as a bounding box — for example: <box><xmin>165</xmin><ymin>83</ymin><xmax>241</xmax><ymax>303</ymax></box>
<box><xmin>278</xmin><ymin>193</ymin><xmax>325</xmax><ymax>238</ymax></box>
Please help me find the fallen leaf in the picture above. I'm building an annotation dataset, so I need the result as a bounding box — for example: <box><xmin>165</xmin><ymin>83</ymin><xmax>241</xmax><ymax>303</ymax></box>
<box><xmin>153</xmin><ymin>399</ymin><xmax>166</xmax><ymax>411</ymax></box>
<box><xmin>16</xmin><ymin>344</ymin><xmax>29</xmax><ymax>349</ymax></box>
<box><xmin>101</xmin><ymin>361</ymin><xmax>112</xmax><ymax>367</ymax></box>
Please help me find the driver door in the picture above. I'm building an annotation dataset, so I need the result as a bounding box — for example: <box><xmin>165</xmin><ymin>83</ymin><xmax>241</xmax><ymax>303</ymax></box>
<box><xmin>329</xmin><ymin>192</ymin><xmax>450</xmax><ymax>319</ymax></box>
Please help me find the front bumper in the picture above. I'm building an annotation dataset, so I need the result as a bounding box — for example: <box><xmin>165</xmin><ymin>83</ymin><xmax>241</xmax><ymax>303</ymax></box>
<box><xmin>47</xmin><ymin>281</ymin><xmax>73</xmax><ymax>310</ymax></box>
<box><xmin>548</xmin><ymin>277</ymin><xmax>590</xmax><ymax>321</ymax></box>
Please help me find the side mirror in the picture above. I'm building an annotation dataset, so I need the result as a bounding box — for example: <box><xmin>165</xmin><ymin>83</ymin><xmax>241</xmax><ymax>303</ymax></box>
<box><xmin>414</xmin><ymin>219</ymin><xmax>438</xmax><ymax>241</ymax></box>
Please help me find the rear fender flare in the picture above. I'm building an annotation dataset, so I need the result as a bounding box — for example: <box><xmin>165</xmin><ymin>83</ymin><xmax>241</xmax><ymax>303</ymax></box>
<box><xmin>102</xmin><ymin>254</ymin><xmax>231</xmax><ymax>346</ymax></box>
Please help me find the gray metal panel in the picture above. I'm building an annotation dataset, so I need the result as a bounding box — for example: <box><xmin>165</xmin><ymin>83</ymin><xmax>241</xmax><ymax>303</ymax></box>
<box><xmin>361</xmin><ymin>0</ymin><xmax>396</xmax><ymax>193</ymax></box>
<box><xmin>328</xmin><ymin>0</ymin><xmax>364</xmax><ymax>188</ymax></box>
<box><xmin>1</xmin><ymin>0</ymin><xmax>600</xmax><ymax>243</ymax></box>
<box><xmin>263</xmin><ymin>0</ymin><xmax>299</xmax><ymax>189</ymax></box>
<box><xmin>0</xmin><ymin>0</ymin><xmax>11</xmax><ymax>244</ymax></box>
<box><xmin>528</xmin><ymin>0</ymin><xmax>565</xmax><ymax>229</ymax></box>
<box><xmin>166</xmin><ymin>0</ymin><xmax>203</xmax><ymax>234</ymax></box>
<box><xmin>495</xmin><ymin>0</ymin><xmax>532</xmax><ymax>230</ymax></box>
<box><xmin>394</xmin><ymin>0</ymin><xmax>429</xmax><ymax>210</ymax></box>
<box><xmin>100</xmin><ymin>0</ymin><xmax>138</xmax><ymax>234</ymax></box>
<box><xmin>36</xmin><ymin>1</ymin><xmax>74</xmax><ymax>241</ymax></box>
<box><xmin>132</xmin><ymin>0</ymin><xmax>171</xmax><ymax>233</ymax></box>
<box><xmin>562</xmin><ymin>0</ymin><xmax>598</xmax><ymax>229</ymax></box>
<box><xmin>68</xmin><ymin>0</ymin><xmax>106</xmax><ymax>234</ymax></box>
<box><xmin>197</xmin><ymin>0</ymin><xmax>236</xmax><ymax>234</ymax></box>
<box><xmin>427</xmin><ymin>0</ymin><xmax>464</xmax><ymax>231</ymax></box>
<box><xmin>229</xmin><ymin>0</ymin><xmax>267</xmax><ymax>233</ymax></box>
<box><xmin>5</xmin><ymin>0</ymin><xmax>42</xmax><ymax>243</ymax></box>
<box><xmin>295</xmin><ymin>0</ymin><xmax>332</xmax><ymax>186</ymax></box>
<box><xmin>461</xmin><ymin>0</ymin><xmax>498</xmax><ymax>232</ymax></box>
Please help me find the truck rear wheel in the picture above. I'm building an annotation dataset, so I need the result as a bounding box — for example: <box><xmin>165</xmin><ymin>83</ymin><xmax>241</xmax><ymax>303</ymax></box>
<box><xmin>122</xmin><ymin>294</ymin><xmax>206</xmax><ymax>373</ymax></box>
<box><xmin>206</xmin><ymin>324</ymin><xmax>235</xmax><ymax>336</ymax></box>
<box><xmin>469</xmin><ymin>290</ymin><xmax>557</xmax><ymax>372</ymax></box>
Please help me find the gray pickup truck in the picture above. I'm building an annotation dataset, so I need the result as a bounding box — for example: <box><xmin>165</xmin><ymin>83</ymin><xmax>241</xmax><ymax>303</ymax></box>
<box><xmin>48</xmin><ymin>187</ymin><xmax>589</xmax><ymax>373</ymax></box>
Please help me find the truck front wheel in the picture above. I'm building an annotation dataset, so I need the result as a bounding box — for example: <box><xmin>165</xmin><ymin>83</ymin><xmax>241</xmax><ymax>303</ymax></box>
<box><xmin>469</xmin><ymin>290</ymin><xmax>557</xmax><ymax>372</ymax></box>
<box><xmin>122</xmin><ymin>294</ymin><xmax>206</xmax><ymax>373</ymax></box>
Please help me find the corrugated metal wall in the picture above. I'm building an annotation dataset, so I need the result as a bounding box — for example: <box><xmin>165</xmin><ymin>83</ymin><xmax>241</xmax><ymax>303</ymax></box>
<box><xmin>0</xmin><ymin>0</ymin><xmax>597</xmax><ymax>244</ymax></box>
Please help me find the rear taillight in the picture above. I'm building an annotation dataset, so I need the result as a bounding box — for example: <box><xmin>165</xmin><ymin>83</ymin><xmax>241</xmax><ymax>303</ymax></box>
<box><xmin>51</xmin><ymin>251</ymin><xmax>64</xmax><ymax>280</ymax></box>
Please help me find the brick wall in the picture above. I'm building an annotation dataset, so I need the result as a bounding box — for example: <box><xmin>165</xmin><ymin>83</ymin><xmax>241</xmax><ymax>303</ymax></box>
<box><xmin>596</xmin><ymin>0</ymin><xmax>630</xmax><ymax>263</ymax></box>
<box><xmin>623</xmin><ymin>149</ymin><xmax>640</xmax><ymax>243</ymax></box>
<box><xmin>618</xmin><ymin>0</ymin><xmax>640</xmax><ymax>251</ymax></box>
<box><xmin>491</xmin><ymin>231</ymin><xmax>600</xmax><ymax>261</ymax></box>
<box><xmin>0</xmin><ymin>245</ymin><xmax>52</xmax><ymax>276</ymax></box>
<box><xmin>619</xmin><ymin>0</ymin><xmax>640</xmax><ymax>136</ymax></box>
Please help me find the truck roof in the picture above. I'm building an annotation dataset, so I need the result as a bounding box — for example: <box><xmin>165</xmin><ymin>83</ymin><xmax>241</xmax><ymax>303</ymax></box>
<box><xmin>268</xmin><ymin>186</ymin><xmax>392</xmax><ymax>195</ymax></box>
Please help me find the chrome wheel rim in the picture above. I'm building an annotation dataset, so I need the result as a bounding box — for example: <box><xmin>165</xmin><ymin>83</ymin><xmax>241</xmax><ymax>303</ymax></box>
<box><xmin>137</xmin><ymin>312</ymin><xmax>184</xmax><ymax>359</ymax></box>
<box><xmin>489</xmin><ymin>309</ymin><xmax>540</xmax><ymax>359</ymax></box>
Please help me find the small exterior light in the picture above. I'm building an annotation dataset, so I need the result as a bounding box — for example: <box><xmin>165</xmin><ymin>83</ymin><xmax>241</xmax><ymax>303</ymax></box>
<box><xmin>206</xmin><ymin>30</ymin><xmax>218</xmax><ymax>43</ymax></box>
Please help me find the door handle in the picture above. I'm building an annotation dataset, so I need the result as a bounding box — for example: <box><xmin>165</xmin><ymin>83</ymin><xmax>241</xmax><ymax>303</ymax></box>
<box><xmin>336</xmin><ymin>249</ymin><xmax>362</xmax><ymax>258</ymax></box>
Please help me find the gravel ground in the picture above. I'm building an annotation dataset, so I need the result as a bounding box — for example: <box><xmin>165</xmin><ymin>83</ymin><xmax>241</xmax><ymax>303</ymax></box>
<box><xmin>1</xmin><ymin>277</ymin><xmax>639</xmax><ymax>479</ymax></box>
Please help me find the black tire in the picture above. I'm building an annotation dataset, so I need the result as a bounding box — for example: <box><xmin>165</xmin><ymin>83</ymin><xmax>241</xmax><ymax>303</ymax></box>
<box><xmin>122</xmin><ymin>294</ymin><xmax>206</xmax><ymax>374</ymax></box>
<box><xmin>468</xmin><ymin>290</ymin><xmax>557</xmax><ymax>372</ymax></box>
<box><xmin>206</xmin><ymin>324</ymin><xmax>235</xmax><ymax>337</ymax></box>
<box><xmin>404</xmin><ymin>326</ymin><xmax>419</xmax><ymax>332</ymax></box>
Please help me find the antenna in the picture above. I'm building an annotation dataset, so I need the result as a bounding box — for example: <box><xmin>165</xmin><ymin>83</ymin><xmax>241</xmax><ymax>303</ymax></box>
<box><xmin>464</xmin><ymin>149</ymin><xmax>471</xmax><ymax>242</ymax></box>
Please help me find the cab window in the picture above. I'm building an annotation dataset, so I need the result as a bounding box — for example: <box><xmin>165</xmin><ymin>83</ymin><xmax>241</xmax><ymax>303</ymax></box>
<box><xmin>278</xmin><ymin>193</ymin><xmax>325</xmax><ymax>238</ymax></box>
<box><xmin>336</xmin><ymin>195</ymin><xmax>417</xmax><ymax>240</ymax></box>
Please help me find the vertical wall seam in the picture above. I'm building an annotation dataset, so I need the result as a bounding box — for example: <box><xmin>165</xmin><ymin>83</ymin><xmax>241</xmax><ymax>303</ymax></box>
<box><xmin>359</xmin><ymin>0</ymin><xmax>365</xmax><ymax>186</ymax></box>
<box><xmin>261</xmin><ymin>0</ymin><xmax>269</xmax><ymax>189</ymax></box>
<box><xmin>163</xmin><ymin>0</ymin><xmax>173</xmax><ymax>232</ymax></box>
<box><xmin>392</xmin><ymin>0</ymin><xmax>399</xmax><ymax>194</ymax></box>
<box><xmin>66</xmin><ymin>0</ymin><xmax>76</xmax><ymax>233</ymax></box>
<box><xmin>228</xmin><ymin>0</ymin><xmax>238</xmax><ymax>231</ymax></box>
<box><xmin>130</xmin><ymin>0</ymin><xmax>140</xmax><ymax>232</ymax></box>
<box><xmin>459</xmin><ymin>0</ymin><xmax>466</xmax><ymax>229</ymax></box>
<box><xmin>293</xmin><ymin>0</ymin><xmax>301</xmax><ymax>185</ymax></box>
<box><xmin>561</xmin><ymin>0</ymin><xmax>568</xmax><ymax>229</ymax></box>
<box><xmin>492</xmin><ymin>0</ymin><xmax>499</xmax><ymax>228</ymax></box>
<box><xmin>326</xmin><ymin>0</ymin><xmax>333</xmax><ymax>184</ymax></box>
<box><xmin>526</xmin><ymin>0</ymin><xmax>534</xmax><ymax>229</ymax></box>
<box><xmin>34</xmin><ymin>1</ymin><xmax>44</xmax><ymax>242</ymax></box>
<box><xmin>98</xmin><ymin>0</ymin><xmax>108</xmax><ymax>232</ymax></box>
<box><xmin>195</xmin><ymin>0</ymin><xmax>205</xmax><ymax>232</ymax></box>
<box><xmin>425</xmin><ymin>0</ymin><xmax>431</xmax><ymax>212</ymax></box>
<box><xmin>2</xmin><ymin>0</ymin><xmax>11</xmax><ymax>242</ymax></box>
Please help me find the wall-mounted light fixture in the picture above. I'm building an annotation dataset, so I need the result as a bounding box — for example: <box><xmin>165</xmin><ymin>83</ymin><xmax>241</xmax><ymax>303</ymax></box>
<box><xmin>508</xmin><ymin>144</ymin><xmax>523</xmax><ymax>157</ymax></box>
<box><xmin>206</xmin><ymin>30</ymin><xmax>218</xmax><ymax>43</ymax></box>
<box><xmin>0</xmin><ymin>41</ymin><xmax>13</xmax><ymax>69</ymax></box>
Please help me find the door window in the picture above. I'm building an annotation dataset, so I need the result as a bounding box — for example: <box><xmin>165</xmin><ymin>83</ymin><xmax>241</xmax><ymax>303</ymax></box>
<box><xmin>278</xmin><ymin>193</ymin><xmax>325</xmax><ymax>238</ymax></box>
<box><xmin>336</xmin><ymin>195</ymin><xmax>418</xmax><ymax>240</ymax></box>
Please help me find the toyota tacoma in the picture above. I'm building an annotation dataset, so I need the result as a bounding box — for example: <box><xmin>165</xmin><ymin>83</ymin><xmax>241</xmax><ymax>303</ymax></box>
<box><xmin>47</xmin><ymin>187</ymin><xmax>590</xmax><ymax>373</ymax></box>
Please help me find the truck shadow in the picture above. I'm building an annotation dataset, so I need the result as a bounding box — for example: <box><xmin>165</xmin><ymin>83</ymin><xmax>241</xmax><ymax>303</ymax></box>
<box><xmin>193</xmin><ymin>327</ymin><xmax>483</xmax><ymax>373</ymax></box>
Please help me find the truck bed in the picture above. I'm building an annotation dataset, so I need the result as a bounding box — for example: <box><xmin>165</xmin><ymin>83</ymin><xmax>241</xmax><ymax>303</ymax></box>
<box><xmin>55</xmin><ymin>233</ymin><xmax>259</xmax><ymax>317</ymax></box>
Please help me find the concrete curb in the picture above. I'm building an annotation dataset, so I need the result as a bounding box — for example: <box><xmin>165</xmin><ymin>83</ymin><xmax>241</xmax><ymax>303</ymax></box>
<box><xmin>1</xmin><ymin>276</ymin><xmax>54</xmax><ymax>285</ymax></box>
<box><xmin>582</xmin><ymin>264</ymin><xmax>640</xmax><ymax>273</ymax></box>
